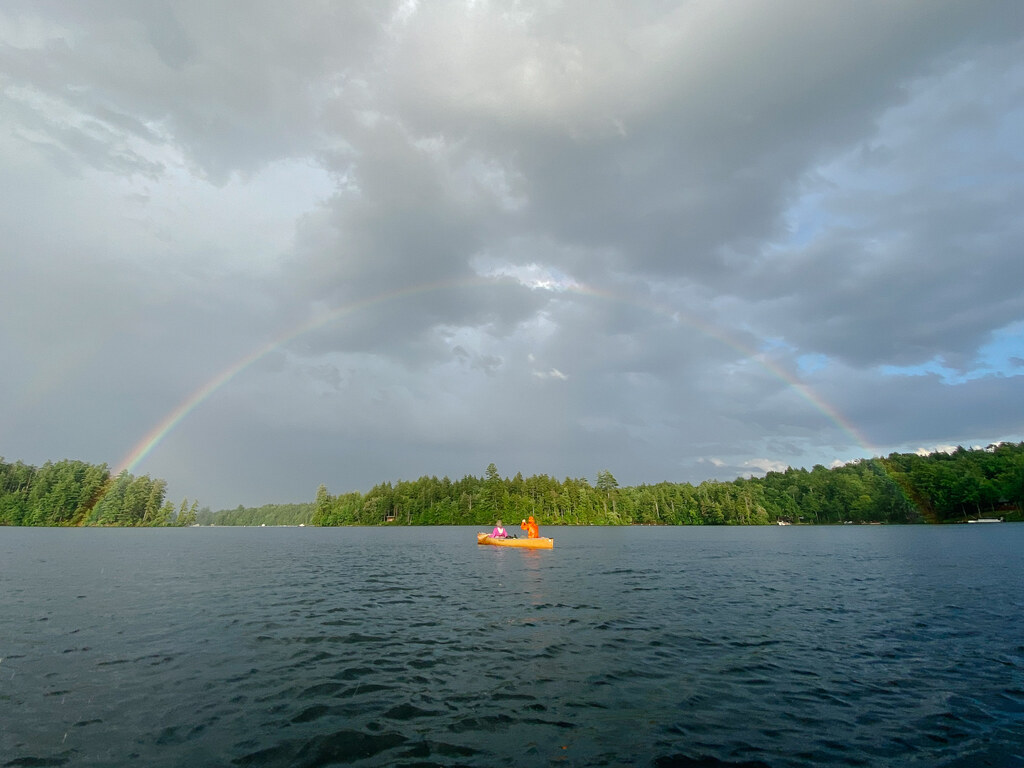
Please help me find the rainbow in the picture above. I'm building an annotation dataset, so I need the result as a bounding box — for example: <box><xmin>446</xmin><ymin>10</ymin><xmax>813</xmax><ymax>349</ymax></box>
<box><xmin>112</xmin><ymin>275</ymin><xmax>875</xmax><ymax>479</ymax></box>
<box><xmin>567</xmin><ymin>281</ymin><xmax>875</xmax><ymax>455</ymax></box>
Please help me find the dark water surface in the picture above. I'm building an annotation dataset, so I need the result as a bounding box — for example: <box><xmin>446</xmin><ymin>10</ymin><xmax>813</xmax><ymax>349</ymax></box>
<box><xmin>2</xmin><ymin>525</ymin><xmax>1022</xmax><ymax>767</ymax></box>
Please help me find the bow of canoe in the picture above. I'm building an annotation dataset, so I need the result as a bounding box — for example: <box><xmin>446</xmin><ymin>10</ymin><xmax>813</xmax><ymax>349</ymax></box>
<box><xmin>477</xmin><ymin>532</ymin><xmax>554</xmax><ymax>549</ymax></box>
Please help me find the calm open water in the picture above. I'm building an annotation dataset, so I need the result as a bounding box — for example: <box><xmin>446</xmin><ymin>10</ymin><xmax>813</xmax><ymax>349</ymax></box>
<box><xmin>2</xmin><ymin>525</ymin><xmax>1022</xmax><ymax>767</ymax></box>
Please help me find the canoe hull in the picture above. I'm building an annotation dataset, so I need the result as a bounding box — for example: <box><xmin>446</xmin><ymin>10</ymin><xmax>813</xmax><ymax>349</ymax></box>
<box><xmin>477</xmin><ymin>532</ymin><xmax>553</xmax><ymax>549</ymax></box>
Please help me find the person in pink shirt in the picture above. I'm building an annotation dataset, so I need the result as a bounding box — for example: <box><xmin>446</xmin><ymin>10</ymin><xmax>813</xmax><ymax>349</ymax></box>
<box><xmin>490</xmin><ymin>519</ymin><xmax>509</xmax><ymax>538</ymax></box>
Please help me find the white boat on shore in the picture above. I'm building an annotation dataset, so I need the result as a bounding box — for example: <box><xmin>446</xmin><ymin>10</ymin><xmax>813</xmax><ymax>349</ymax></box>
<box><xmin>967</xmin><ymin>517</ymin><xmax>1004</xmax><ymax>523</ymax></box>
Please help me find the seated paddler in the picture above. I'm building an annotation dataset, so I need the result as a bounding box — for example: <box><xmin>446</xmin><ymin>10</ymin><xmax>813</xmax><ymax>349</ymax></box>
<box><xmin>490</xmin><ymin>519</ymin><xmax>508</xmax><ymax>538</ymax></box>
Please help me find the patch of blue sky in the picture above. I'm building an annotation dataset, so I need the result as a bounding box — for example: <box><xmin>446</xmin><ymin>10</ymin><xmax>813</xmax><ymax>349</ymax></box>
<box><xmin>797</xmin><ymin>353</ymin><xmax>830</xmax><ymax>374</ymax></box>
<box><xmin>757</xmin><ymin>337</ymin><xmax>790</xmax><ymax>352</ymax></box>
<box><xmin>774</xmin><ymin>145</ymin><xmax>894</xmax><ymax>254</ymax></box>
<box><xmin>753</xmin><ymin>338</ymin><xmax>831</xmax><ymax>376</ymax></box>
<box><xmin>778</xmin><ymin>187</ymin><xmax>832</xmax><ymax>249</ymax></box>
<box><xmin>881</xmin><ymin>320</ymin><xmax>1024</xmax><ymax>384</ymax></box>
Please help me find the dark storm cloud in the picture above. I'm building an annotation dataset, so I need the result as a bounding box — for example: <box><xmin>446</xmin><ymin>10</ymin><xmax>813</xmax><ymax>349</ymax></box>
<box><xmin>736</xmin><ymin>36</ymin><xmax>1024</xmax><ymax>371</ymax></box>
<box><xmin>1</xmin><ymin>1</ymin><xmax>1021</xmax><ymax>508</ymax></box>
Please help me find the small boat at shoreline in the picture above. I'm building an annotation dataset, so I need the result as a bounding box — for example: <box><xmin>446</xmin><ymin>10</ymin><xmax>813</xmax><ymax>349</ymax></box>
<box><xmin>967</xmin><ymin>517</ymin><xmax>1004</xmax><ymax>523</ymax></box>
<box><xmin>477</xmin><ymin>532</ymin><xmax>554</xmax><ymax>549</ymax></box>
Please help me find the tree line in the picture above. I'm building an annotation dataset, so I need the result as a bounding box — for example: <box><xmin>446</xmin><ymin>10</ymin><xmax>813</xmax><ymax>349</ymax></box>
<box><xmin>0</xmin><ymin>458</ymin><xmax>198</xmax><ymax>526</ymax></box>
<box><xmin>3</xmin><ymin>443</ymin><xmax>1021</xmax><ymax>527</ymax></box>
<box><xmin>196</xmin><ymin>503</ymin><xmax>313</xmax><ymax>527</ymax></box>
<box><xmin>313</xmin><ymin>443</ymin><xmax>1024</xmax><ymax>527</ymax></box>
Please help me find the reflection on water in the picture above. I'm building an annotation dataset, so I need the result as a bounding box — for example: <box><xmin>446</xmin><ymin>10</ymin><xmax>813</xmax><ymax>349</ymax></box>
<box><xmin>2</xmin><ymin>525</ymin><xmax>1023</xmax><ymax>767</ymax></box>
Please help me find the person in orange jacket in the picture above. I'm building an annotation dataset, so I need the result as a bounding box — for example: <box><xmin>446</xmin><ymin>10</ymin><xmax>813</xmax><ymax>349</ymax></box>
<box><xmin>520</xmin><ymin>516</ymin><xmax>539</xmax><ymax>539</ymax></box>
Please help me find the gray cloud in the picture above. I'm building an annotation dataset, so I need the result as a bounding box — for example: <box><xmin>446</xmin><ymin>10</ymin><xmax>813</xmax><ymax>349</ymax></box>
<box><xmin>2</xmin><ymin>1</ymin><xmax>1021</xmax><ymax>508</ymax></box>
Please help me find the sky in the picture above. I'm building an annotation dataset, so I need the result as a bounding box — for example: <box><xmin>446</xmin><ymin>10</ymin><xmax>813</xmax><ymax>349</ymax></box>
<box><xmin>2</xmin><ymin>1</ymin><xmax>1022</xmax><ymax>511</ymax></box>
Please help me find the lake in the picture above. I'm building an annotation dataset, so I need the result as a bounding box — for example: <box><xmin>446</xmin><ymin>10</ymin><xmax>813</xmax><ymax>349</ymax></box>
<box><xmin>2</xmin><ymin>525</ymin><xmax>1022</xmax><ymax>767</ymax></box>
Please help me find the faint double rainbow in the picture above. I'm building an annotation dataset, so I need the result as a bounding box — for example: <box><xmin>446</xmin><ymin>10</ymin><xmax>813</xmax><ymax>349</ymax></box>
<box><xmin>112</xmin><ymin>275</ymin><xmax>874</xmax><ymax>479</ymax></box>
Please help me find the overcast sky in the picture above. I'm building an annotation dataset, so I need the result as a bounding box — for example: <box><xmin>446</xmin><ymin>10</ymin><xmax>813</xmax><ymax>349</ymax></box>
<box><xmin>2</xmin><ymin>1</ymin><xmax>1022</xmax><ymax>510</ymax></box>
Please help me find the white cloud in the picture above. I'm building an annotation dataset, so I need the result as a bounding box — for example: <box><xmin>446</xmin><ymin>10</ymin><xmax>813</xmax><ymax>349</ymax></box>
<box><xmin>918</xmin><ymin>445</ymin><xmax>958</xmax><ymax>457</ymax></box>
<box><xmin>743</xmin><ymin>458</ymin><xmax>790</xmax><ymax>475</ymax></box>
<box><xmin>532</xmin><ymin>368</ymin><xmax>568</xmax><ymax>381</ymax></box>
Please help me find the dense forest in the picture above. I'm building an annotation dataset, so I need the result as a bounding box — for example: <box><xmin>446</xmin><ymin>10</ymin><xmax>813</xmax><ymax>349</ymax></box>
<box><xmin>0</xmin><ymin>458</ymin><xmax>198</xmax><ymax>526</ymax></box>
<box><xmin>2</xmin><ymin>443</ymin><xmax>1022</xmax><ymax>527</ymax></box>
<box><xmin>313</xmin><ymin>443</ymin><xmax>1024</xmax><ymax>527</ymax></box>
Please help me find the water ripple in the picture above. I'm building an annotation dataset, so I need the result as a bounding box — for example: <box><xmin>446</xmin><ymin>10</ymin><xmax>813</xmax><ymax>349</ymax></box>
<box><xmin>3</xmin><ymin>526</ymin><xmax>1023</xmax><ymax>767</ymax></box>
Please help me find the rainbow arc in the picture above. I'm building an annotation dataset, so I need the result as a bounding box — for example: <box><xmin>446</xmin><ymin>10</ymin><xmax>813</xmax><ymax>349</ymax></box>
<box><xmin>111</xmin><ymin>276</ymin><xmax>875</xmax><ymax>482</ymax></box>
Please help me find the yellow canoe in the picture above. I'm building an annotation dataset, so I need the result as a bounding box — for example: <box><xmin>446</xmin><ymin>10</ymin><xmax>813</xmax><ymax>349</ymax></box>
<box><xmin>477</xmin><ymin>532</ymin><xmax>554</xmax><ymax>549</ymax></box>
